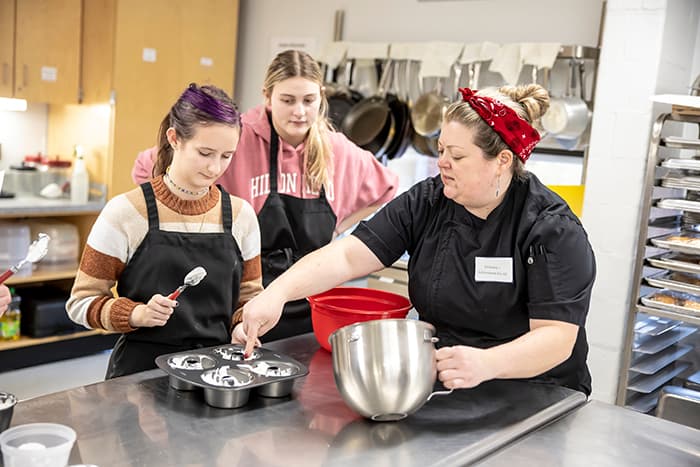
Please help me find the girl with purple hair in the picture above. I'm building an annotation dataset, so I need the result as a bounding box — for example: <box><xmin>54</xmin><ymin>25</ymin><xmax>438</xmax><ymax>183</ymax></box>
<box><xmin>67</xmin><ymin>84</ymin><xmax>264</xmax><ymax>378</ymax></box>
<box><xmin>132</xmin><ymin>51</ymin><xmax>399</xmax><ymax>342</ymax></box>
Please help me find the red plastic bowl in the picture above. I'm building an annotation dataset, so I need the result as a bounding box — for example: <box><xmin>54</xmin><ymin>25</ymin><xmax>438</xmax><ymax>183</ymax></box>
<box><xmin>308</xmin><ymin>287</ymin><xmax>412</xmax><ymax>352</ymax></box>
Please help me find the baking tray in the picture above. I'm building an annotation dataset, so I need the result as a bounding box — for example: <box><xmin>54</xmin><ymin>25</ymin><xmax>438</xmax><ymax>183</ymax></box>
<box><xmin>647</xmin><ymin>252</ymin><xmax>700</xmax><ymax>274</ymax></box>
<box><xmin>657</xmin><ymin>198</ymin><xmax>700</xmax><ymax>213</ymax></box>
<box><xmin>661</xmin><ymin>159</ymin><xmax>700</xmax><ymax>171</ymax></box>
<box><xmin>633</xmin><ymin>325</ymin><xmax>697</xmax><ymax>354</ymax></box>
<box><xmin>640</xmin><ymin>289</ymin><xmax>700</xmax><ymax>317</ymax></box>
<box><xmin>645</xmin><ymin>271</ymin><xmax>700</xmax><ymax>295</ymax></box>
<box><xmin>627</xmin><ymin>361</ymin><xmax>691</xmax><ymax>394</ymax></box>
<box><xmin>630</xmin><ymin>344</ymin><xmax>694</xmax><ymax>374</ymax></box>
<box><xmin>634</xmin><ymin>314</ymin><xmax>682</xmax><ymax>336</ymax></box>
<box><xmin>661</xmin><ymin>177</ymin><xmax>700</xmax><ymax>191</ymax></box>
<box><xmin>625</xmin><ymin>389</ymin><xmax>662</xmax><ymax>414</ymax></box>
<box><xmin>650</xmin><ymin>231</ymin><xmax>700</xmax><ymax>255</ymax></box>
<box><xmin>155</xmin><ymin>344</ymin><xmax>308</xmax><ymax>409</ymax></box>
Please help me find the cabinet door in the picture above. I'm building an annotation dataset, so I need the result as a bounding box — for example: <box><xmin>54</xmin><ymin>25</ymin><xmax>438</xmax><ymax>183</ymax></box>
<box><xmin>15</xmin><ymin>0</ymin><xmax>81</xmax><ymax>103</ymax></box>
<box><xmin>110</xmin><ymin>0</ymin><xmax>181</xmax><ymax>198</ymax></box>
<box><xmin>0</xmin><ymin>0</ymin><xmax>14</xmax><ymax>97</ymax></box>
<box><xmin>179</xmin><ymin>0</ymin><xmax>239</xmax><ymax>94</ymax></box>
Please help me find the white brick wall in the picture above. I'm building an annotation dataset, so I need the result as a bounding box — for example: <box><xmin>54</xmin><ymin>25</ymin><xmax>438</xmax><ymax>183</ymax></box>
<box><xmin>583</xmin><ymin>0</ymin><xmax>700</xmax><ymax>403</ymax></box>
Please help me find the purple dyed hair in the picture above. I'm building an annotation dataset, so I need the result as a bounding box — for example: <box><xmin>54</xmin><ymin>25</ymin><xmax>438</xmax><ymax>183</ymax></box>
<box><xmin>180</xmin><ymin>84</ymin><xmax>241</xmax><ymax>126</ymax></box>
<box><xmin>153</xmin><ymin>83</ymin><xmax>241</xmax><ymax>177</ymax></box>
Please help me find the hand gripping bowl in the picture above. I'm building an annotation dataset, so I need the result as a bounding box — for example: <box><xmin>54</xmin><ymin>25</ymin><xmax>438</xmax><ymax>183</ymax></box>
<box><xmin>329</xmin><ymin>319</ymin><xmax>452</xmax><ymax>421</ymax></box>
<box><xmin>308</xmin><ymin>287</ymin><xmax>412</xmax><ymax>352</ymax></box>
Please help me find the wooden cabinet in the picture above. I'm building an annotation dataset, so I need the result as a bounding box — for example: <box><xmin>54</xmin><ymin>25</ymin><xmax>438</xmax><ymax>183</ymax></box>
<box><xmin>77</xmin><ymin>0</ymin><xmax>239</xmax><ymax>197</ymax></box>
<box><xmin>0</xmin><ymin>0</ymin><xmax>14</xmax><ymax>96</ymax></box>
<box><xmin>1</xmin><ymin>0</ymin><xmax>239</xmax><ymax>367</ymax></box>
<box><xmin>0</xmin><ymin>0</ymin><xmax>83</xmax><ymax>103</ymax></box>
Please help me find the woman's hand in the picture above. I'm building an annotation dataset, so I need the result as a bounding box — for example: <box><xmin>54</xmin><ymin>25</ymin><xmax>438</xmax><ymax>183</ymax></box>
<box><xmin>0</xmin><ymin>285</ymin><xmax>11</xmax><ymax>317</ymax></box>
<box><xmin>241</xmin><ymin>292</ymin><xmax>287</xmax><ymax>356</ymax></box>
<box><xmin>436</xmin><ymin>345</ymin><xmax>495</xmax><ymax>389</ymax></box>
<box><xmin>231</xmin><ymin>323</ymin><xmax>261</xmax><ymax>347</ymax></box>
<box><xmin>129</xmin><ymin>294</ymin><xmax>177</xmax><ymax>328</ymax></box>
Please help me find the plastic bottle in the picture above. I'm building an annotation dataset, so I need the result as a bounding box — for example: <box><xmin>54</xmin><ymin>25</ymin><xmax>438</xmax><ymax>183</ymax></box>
<box><xmin>70</xmin><ymin>144</ymin><xmax>89</xmax><ymax>204</ymax></box>
<box><xmin>0</xmin><ymin>288</ymin><xmax>21</xmax><ymax>340</ymax></box>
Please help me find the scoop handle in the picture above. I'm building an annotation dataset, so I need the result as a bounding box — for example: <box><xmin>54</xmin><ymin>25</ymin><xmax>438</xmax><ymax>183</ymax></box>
<box><xmin>0</xmin><ymin>268</ymin><xmax>16</xmax><ymax>285</ymax></box>
<box><xmin>168</xmin><ymin>289</ymin><xmax>181</xmax><ymax>300</ymax></box>
<box><xmin>168</xmin><ymin>285</ymin><xmax>186</xmax><ymax>300</ymax></box>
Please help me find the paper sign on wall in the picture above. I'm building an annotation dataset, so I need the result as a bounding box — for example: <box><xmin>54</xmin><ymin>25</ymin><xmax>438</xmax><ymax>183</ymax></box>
<box><xmin>142</xmin><ymin>48</ymin><xmax>157</xmax><ymax>63</ymax></box>
<box><xmin>41</xmin><ymin>66</ymin><xmax>57</xmax><ymax>82</ymax></box>
<box><xmin>270</xmin><ymin>37</ymin><xmax>317</xmax><ymax>61</ymax></box>
<box><xmin>200</xmin><ymin>57</ymin><xmax>214</xmax><ymax>67</ymax></box>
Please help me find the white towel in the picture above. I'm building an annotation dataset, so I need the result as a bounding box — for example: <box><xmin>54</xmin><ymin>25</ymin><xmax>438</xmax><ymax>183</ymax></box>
<box><xmin>521</xmin><ymin>43</ymin><xmax>561</xmax><ymax>69</ymax></box>
<box><xmin>318</xmin><ymin>41</ymin><xmax>348</xmax><ymax>69</ymax></box>
<box><xmin>390</xmin><ymin>42</ymin><xmax>428</xmax><ymax>61</ymax></box>
<box><xmin>489</xmin><ymin>43</ymin><xmax>523</xmax><ymax>85</ymax></box>
<box><xmin>461</xmin><ymin>41</ymin><xmax>499</xmax><ymax>64</ymax></box>
<box><xmin>345</xmin><ymin>42</ymin><xmax>389</xmax><ymax>60</ymax></box>
<box><xmin>419</xmin><ymin>41</ymin><xmax>464</xmax><ymax>79</ymax></box>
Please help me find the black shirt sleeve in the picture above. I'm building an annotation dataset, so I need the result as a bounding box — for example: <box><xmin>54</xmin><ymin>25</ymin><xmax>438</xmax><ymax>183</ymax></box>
<box><xmin>351</xmin><ymin>177</ymin><xmax>438</xmax><ymax>267</ymax></box>
<box><xmin>525</xmin><ymin>213</ymin><xmax>596</xmax><ymax>326</ymax></box>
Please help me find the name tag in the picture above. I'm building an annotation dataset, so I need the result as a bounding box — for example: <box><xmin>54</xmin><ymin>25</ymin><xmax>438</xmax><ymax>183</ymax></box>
<box><xmin>474</xmin><ymin>257</ymin><xmax>513</xmax><ymax>283</ymax></box>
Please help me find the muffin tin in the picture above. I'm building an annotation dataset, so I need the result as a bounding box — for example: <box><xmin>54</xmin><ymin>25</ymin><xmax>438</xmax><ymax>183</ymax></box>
<box><xmin>155</xmin><ymin>344</ymin><xmax>308</xmax><ymax>409</ymax></box>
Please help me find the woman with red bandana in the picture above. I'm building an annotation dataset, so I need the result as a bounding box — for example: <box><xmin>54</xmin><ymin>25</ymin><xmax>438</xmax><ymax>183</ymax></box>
<box><xmin>239</xmin><ymin>84</ymin><xmax>596</xmax><ymax>396</ymax></box>
<box><xmin>132</xmin><ymin>50</ymin><xmax>398</xmax><ymax>342</ymax></box>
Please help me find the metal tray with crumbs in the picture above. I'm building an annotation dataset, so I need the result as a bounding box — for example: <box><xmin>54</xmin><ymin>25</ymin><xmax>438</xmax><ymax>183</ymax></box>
<box><xmin>647</xmin><ymin>252</ymin><xmax>700</xmax><ymax>274</ymax></box>
<box><xmin>645</xmin><ymin>271</ymin><xmax>700</xmax><ymax>295</ymax></box>
<box><xmin>650</xmin><ymin>231</ymin><xmax>700</xmax><ymax>255</ymax></box>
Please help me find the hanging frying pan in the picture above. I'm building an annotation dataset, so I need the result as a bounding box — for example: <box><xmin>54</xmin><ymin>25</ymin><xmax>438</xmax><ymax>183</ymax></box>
<box><xmin>384</xmin><ymin>60</ymin><xmax>414</xmax><ymax>160</ymax></box>
<box><xmin>406</xmin><ymin>60</ymin><xmax>438</xmax><ymax>157</ymax></box>
<box><xmin>325</xmin><ymin>59</ymin><xmax>363</xmax><ymax>131</ymax></box>
<box><xmin>341</xmin><ymin>59</ymin><xmax>395</xmax><ymax>159</ymax></box>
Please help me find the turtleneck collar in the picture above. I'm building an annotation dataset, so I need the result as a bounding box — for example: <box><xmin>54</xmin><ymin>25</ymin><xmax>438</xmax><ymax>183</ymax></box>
<box><xmin>151</xmin><ymin>175</ymin><xmax>220</xmax><ymax>215</ymax></box>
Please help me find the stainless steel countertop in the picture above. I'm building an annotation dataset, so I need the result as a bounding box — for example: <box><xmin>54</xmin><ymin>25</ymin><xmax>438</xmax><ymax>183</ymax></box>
<box><xmin>7</xmin><ymin>334</ymin><xmax>586</xmax><ymax>466</ymax></box>
<box><xmin>477</xmin><ymin>399</ymin><xmax>700</xmax><ymax>466</ymax></box>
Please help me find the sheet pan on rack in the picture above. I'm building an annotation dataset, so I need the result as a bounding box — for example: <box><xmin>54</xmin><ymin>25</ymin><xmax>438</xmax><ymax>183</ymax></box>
<box><xmin>647</xmin><ymin>252</ymin><xmax>700</xmax><ymax>274</ymax></box>
<box><xmin>650</xmin><ymin>231</ymin><xmax>700</xmax><ymax>255</ymax></box>
<box><xmin>661</xmin><ymin>175</ymin><xmax>700</xmax><ymax>191</ymax></box>
<box><xmin>657</xmin><ymin>198</ymin><xmax>700</xmax><ymax>213</ymax></box>
<box><xmin>661</xmin><ymin>159</ymin><xmax>700</xmax><ymax>171</ymax></box>
<box><xmin>645</xmin><ymin>271</ymin><xmax>700</xmax><ymax>295</ymax></box>
<box><xmin>640</xmin><ymin>289</ymin><xmax>700</xmax><ymax>318</ymax></box>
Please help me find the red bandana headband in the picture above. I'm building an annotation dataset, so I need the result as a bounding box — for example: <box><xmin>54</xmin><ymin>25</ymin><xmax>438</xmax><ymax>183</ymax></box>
<box><xmin>458</xmin><ymin>88</ymin><xmax>540</xmax><ymax>163</ymax></box>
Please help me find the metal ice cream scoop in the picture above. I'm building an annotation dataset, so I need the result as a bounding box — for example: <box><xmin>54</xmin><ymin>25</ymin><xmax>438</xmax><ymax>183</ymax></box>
<box><xmin>0</xmin><ymin>233</ymin><xmax>51</xmax><ymax>285</ymax></box>
<box><xmin>168</xmin><ymin>266</ymin><xmax>207</xmax><ymax>300</ymax></box>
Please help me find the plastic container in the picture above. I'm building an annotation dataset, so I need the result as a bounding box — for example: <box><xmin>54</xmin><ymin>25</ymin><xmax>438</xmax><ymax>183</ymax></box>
<box><xmin>0</xmin><ymin>423</ymin><xmax>76</xmax><ymax>467</ymax></box>
<box><xmin>70</xmin><ymin>145</ymin><xmax>89</xmax><ymax>204</ymax></box>
<box><xmin>25</xmin><ymin>220</ymin><xmax>79</xmax><ymax>264</ymax></box>
<box><xmin>0</xmin><ymin>222</ymin><xmax>31</xmax><ymax>276</ymax></box>
<box><xmin>308</xmin><ymin>287</ymin><xmax>412</xmax><ymax>352</ymax></box>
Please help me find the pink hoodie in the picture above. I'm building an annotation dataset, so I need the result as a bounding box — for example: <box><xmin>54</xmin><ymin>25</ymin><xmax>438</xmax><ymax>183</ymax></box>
<box><xmin>132</xmin><ymin>105</ymin><xmax>399</xmax><ymax>229</ymax></box>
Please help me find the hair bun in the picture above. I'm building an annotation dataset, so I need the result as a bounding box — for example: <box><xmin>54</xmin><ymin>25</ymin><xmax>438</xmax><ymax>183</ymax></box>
<box><xmin>498</xmin><ymin>84</ymin><xmax>550</xmax><ymax>122</ymax></box>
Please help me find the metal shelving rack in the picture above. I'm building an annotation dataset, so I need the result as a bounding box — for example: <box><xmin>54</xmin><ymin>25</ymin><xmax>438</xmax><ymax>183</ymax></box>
<box><xmin>616</xmin><ymin>109</ymin><xmax>700</xmax><ymax>414</ymax></box>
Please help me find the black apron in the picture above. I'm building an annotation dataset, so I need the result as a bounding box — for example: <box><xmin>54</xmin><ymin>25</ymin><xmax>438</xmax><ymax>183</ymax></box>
<box><xmin>257</xmin><ymin>113</ymin><xmax>336</xmax><ymax>341</ymax></box>
<box><xmin>106</xmin><ymin>183</ymin><xmax>243</xmax><ymax>379</ymax></box>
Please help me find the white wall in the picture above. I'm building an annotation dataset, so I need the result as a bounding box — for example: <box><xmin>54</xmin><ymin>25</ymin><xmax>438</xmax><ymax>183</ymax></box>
<box><xmin>235</xmin><ymin>0</ymin><xmax>605</xmax><ymax>110</ymax></box>
<box><xmin>0</xmin><ymin>104</ymin><xmax>48</xmax><ymax>170</ymax></box>
<box><xmin>582</xmin><ymin>0</ymin><xmax>700</xmax><ymax>403</ymax></box>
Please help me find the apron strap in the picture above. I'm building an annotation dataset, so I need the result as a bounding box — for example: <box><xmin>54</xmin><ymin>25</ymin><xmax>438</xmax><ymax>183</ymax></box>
<box><xmin>140</xmin><ymin>182</ymin><xmax>160</xmax><ymax>231</ymax></box>
<box><xmin>267</xmin><ymin>112</ymin><xmax>279</xmax><ymax>194</ymax></box>
<box><xmin>218</xmin><ymin>185</ymin><xmax>232</xmax><ymax>233</ymax></box>
<box><xmin>267</xmin><ymin>111</ymin><xmax>328</xmax><ymax>199</ymax></box>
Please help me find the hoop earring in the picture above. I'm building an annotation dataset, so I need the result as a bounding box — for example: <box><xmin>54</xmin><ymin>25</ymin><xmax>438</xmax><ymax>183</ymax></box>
<box><xmin>495</xmin><ymin>175</ymin><xmax>501</xmax><ymax>198</ymax></box>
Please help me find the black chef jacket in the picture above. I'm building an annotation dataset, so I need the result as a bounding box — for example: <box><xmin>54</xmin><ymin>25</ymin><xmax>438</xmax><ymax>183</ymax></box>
<box><xmin>352</xmin><ymin>173</ymin><xmax>595</xmax><ymax>395</ymax></box>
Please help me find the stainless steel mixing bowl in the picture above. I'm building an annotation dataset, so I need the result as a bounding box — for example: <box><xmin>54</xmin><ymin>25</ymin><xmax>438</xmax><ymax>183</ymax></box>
<box><xmin>329</xmin><ymin>319</ymin><xmax>451</xmax><ymax>421</ymax></box>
